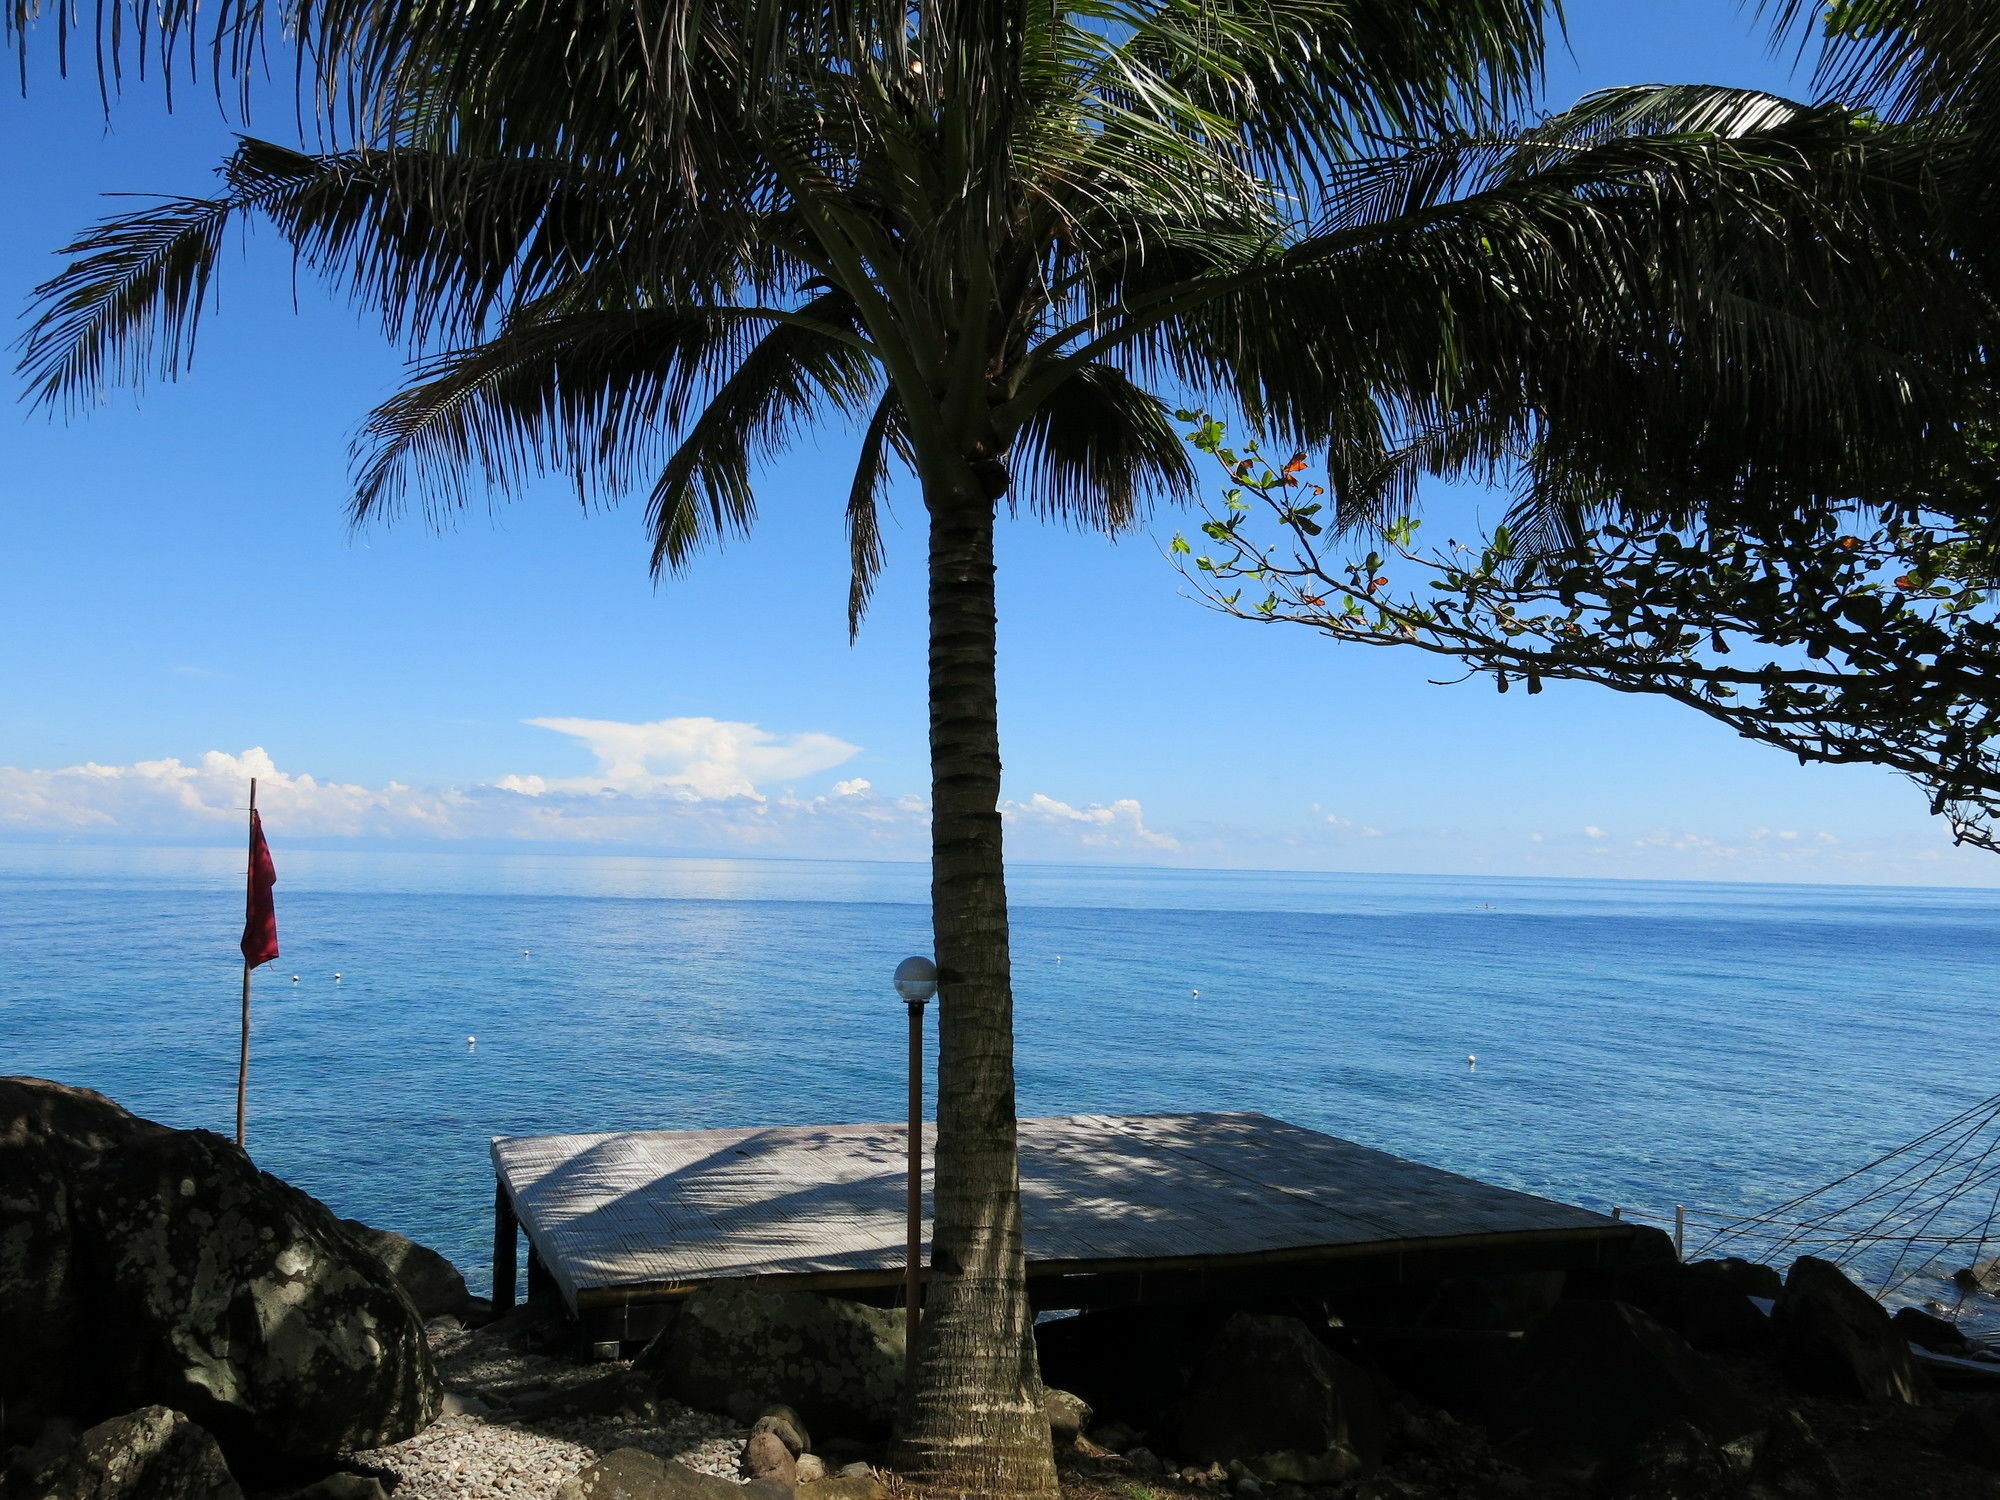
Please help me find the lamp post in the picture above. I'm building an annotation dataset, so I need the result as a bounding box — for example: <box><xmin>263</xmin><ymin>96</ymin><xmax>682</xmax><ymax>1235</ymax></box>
<box><xmin>893</xmin><ymin>955</ymin><xmax>938</xmax><ymax>1377</ymax></box>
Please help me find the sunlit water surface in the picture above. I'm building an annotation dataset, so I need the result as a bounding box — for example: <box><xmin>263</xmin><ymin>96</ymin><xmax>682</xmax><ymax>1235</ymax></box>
<box><xmin>4</xmin><ymin>845</ymin><xmax>1996</xmax><ymax>1307</ymax></box>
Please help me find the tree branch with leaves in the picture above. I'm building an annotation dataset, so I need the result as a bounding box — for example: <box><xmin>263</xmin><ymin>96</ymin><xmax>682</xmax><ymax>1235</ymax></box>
<box><xmin>1175</xmin><ymin>413</ymin><xmax>2000</xmax><ymax>850</ymax></box>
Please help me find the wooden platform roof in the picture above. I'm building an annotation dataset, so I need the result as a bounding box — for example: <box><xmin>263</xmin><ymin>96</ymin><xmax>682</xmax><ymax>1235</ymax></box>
<box><xmin>491</xmin><ymin>1111</ymin><xmax>1636</xmax><ymax>1314</ymax></box>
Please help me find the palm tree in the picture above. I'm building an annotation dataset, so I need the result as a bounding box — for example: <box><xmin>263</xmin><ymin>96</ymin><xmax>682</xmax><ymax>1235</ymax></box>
<box><xmin>17</xmin><ymin>4</ymin><xmax>1978</xmax><ymax>1493</ymax></box>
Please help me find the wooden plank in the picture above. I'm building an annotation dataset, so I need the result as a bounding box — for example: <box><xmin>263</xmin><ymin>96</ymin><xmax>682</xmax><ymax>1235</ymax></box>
<box><xmin>491</xmin><ymin>1112</ymin><xmax>1628</xmax><ymax>1314</ymax></box>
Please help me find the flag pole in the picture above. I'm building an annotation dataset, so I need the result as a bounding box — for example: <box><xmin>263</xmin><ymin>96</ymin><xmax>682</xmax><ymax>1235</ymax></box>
<box><xmin>237</xmin><ymin>776</ymin><xmax>256</xmax><ymax>1149</ymax></box>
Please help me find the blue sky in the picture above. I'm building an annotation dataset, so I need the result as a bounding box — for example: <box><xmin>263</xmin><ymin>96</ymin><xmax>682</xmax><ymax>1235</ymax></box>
<box><xmin>3</xmin><ymin>0</ymin><xmax>1992</xmax><ymax>885</ymax></box>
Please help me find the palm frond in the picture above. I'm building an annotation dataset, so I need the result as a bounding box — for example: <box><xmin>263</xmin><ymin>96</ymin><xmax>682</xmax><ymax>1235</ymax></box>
<box><xmin>1012</xmin><ymin>360</ymin><xmax>1194</xmax><ymax>529</ymax></box>
<box><xmin>645</xmin><ymin>293</ymin><xmax>880</xmax><ymax>575</ymax></box>
<box><xmin>21</xmin><ymin>188</ymin><xmax>249</xmax><ymax>410</ymax></box>
<box><xmin>350</xmin><ymin>308</ymin><xmax>758</xmax><ymax>526</ymax></box>
<box><xmin>845</xmin><ymin>394</ymin><xmax>908</xmax><ymax>639</ymax></box>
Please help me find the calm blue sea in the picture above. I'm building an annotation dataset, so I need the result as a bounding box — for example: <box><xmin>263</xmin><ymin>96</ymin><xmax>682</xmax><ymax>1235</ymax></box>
<box><xmin>4</xmin><ymin>845</ymin><xmax>1997</xmax><ymax>1303</ymax></box>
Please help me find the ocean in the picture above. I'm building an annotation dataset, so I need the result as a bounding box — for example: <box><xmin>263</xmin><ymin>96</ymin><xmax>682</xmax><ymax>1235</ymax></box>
<box><xmin>5</xmin><ymin>843</ymin><xmax>1997</xmax><ymax>1306</ymax></box>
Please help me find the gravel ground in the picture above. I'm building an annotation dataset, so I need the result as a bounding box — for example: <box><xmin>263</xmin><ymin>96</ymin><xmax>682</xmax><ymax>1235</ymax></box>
<box><xmin>346</xmin><ymin>1317</ymin><xmax>748</xmax><ymax>1499</ymax></box>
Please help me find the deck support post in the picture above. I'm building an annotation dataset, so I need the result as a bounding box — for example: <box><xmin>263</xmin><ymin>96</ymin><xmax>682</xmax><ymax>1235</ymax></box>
<box><xmin>493</xmin><ymin>1180</ymin><xmax>519</xmax><ymax>1312</ymax></box>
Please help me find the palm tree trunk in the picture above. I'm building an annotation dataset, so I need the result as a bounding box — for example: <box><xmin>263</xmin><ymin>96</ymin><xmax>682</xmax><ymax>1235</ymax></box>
<box><xmin>896</xmin><ymin>475</ymin><xmax>1058</xmax><ymax>1500</ymax></box>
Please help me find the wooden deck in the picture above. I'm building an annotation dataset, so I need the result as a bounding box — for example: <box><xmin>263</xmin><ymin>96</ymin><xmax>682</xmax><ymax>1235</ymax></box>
<box><xmin>490</xmin><ymin>1112</ymin><xmax>1638</xmax><ymax>1330</ymax></box>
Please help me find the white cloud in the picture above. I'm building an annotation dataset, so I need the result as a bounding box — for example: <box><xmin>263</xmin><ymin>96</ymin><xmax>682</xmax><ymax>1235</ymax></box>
<box><xmin>0</xmin><ymin>728</ymin><xmax>1178</xmax><ymax>862</ymax></box>
<box><xmin>503</xmin><ymin>716</ymin><xmax>859</xmax><ymax>799</ymax></box>
<box><xmin>1324</xmin><ymin>812</ymin><xmax>1383</xmax><ymax>837</ymax></box>
<box><xmin>1001</xmin><ymin>793</ymin><xmax>1179</xmax><ymax>852</ymax></box>
<box><xmin>2</xmin><ymin>728</ymin><xmax>1990</xmax><ymax>883</ymax></box>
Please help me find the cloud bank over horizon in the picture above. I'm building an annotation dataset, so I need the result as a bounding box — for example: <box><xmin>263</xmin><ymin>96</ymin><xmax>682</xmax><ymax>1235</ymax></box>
<box><xmin>0</xmin><ymin>716</ymin><xmax>1989</xmax><ymax>884</ymax></box>
<box><xmin>0</xmin><ymin>717</ymin><xmax>1182</xmax><ymax>862</ymax></box>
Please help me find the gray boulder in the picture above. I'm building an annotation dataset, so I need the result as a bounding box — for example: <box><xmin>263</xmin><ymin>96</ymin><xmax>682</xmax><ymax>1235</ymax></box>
<box><xmin>1045</xmin><ymin>1387</ymin><xmax>1091</xmax><ymax>1448</ymax></box>
<box><xmin>339</xmin><ymin>1219</ymin><xmax>473</xmax><ymax>1320</ymax></box>
<box><xmin>751</xmin><ymin>1405</ymin><xmax>811</xmax><ymax>1457</ymax></box>
<box><xmin>1175</xmin><ymin>1313</ymin><xmax>1383</xmax><ymax>1484</ymax></box>
<box><xmin>635</xmin><ymin>1282</ymin><xmax>903</xmax><ymax>1438</ymax></box>
<box><xmin>0</xmin><ymin>1077</ymin><xmax>441</xmax><ymax>1459</ymax></box>
<box><xmin>1772</xmin><ymin>1257</ymin><xmax>1921</xmax><ymax>1404</ymax></box>
<box><xmin>1491</xmin><ymin>1299</ymin><xmax>1757</xmax><ymax>1485</ymax></box>
<box><xmin>38</xmin><ymin>1406</ymin><xmax>243</xmax><ymax>1500</ymax></box>
<box><xmin>743</xmin><ymin>1431</ymin><xmax>795</xmax><ymax>1484</ymax></box>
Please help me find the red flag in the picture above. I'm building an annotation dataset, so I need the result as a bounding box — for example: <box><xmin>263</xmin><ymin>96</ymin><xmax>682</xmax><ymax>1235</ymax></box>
<box><xmin>240</xmin><ymin>810</ymin><xmax>279</xmax><ymax>968</ymax></box>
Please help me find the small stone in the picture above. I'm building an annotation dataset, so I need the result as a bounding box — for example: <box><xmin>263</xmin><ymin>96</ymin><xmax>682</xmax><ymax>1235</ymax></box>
<box><xmin>441</xmin><ymin>1391</ymin><xmax>493</xmax><ymax>1417</ymax></box>
<box><xmin>1127</xmin><ymin>1446</ymin><xmax>1164</xmax><ymax>1475</ymax></box>
<box><xmin>1231</xmin><ymin>1477</ymin><xmax>1265</xmax><ymax>1499</ymax></box>
<box><xmin>836</xmin><ymin>1461</ymin><xmax>874</xmax><ymax>1479</ymax></box>
<box><xmin>794</xmin><ymin>1453</ymin><xmax>827</xmax><ymax>1481</ymax></box>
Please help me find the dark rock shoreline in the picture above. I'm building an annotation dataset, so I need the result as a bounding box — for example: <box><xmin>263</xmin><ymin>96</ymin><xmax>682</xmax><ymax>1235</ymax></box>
<box><xmin>15</xmin><ymin>1075</ymin><xmax>2000</xmax><ymax>1499</ymax></box>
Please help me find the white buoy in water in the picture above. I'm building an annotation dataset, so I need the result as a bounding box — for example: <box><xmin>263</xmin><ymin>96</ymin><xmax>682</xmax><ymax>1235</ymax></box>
<box><xmin>1192</xmin><ymin>988</ymin><xmax>1200</xmax><ymax>998</ymax></box>
<box><xmin>467</xmin><ymin>1036</ymin><xmax>477</xmax><ymax>1049</ymax></box>
<box><xmin>1467</xmin><ymin>1054</ymin><xmax>1477</xmax><ymax>1070</ymax></box>
<box><xmin>333</xmin><ymin>972</ymin><xmax>343</xmax><ymax>981</ymax></box>
<box><xmin>1054</xmin><ymin>955</ymin><xmax>1062</xmax><ymax>963</ymax></box>
<box><xmin>290</xmin><ymin>975</ymin><xmax>300</xmax><ymax>983</ymax></box>
<box><xmin>523</xmin><ymin>949</ymin><xmax>531</xmax><ymax>957</ymax></box>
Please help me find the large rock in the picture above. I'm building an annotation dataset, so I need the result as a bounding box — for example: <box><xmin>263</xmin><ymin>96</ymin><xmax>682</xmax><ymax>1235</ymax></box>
<box><xmin>1490</xmin><ymin>1298</ymin><xmax>1757</xmax><ymax>1484</ymax></box>
<box><xmin>339</xmin><ymin>1219</ymin><xmax>473</xmax><ymax>1321</ymax></box>
<box><xmin>37</xmin><ymin>1406</ymin><xmax>244</xmax><ymax>1500</ymax></box>
<box><xmin>1334</xmin><ymin>1272</ymin><xmax>1564</xmax><ymax>1417</ymax></box>
<box><xmin>1035</xmin><ymin>1303</ymin><xmax>1233</xmax><ymax>1430</ymax></box>
<box><xmin>1616</xmin><ymin>1258</ymin><xmax>1777</xmax><ymax>1355</ymax></box>
<box><xmin>1045</xmin><ymin>1387</ymin><xmax>1091</xmax><ymax>1448</ymax></box>
<box><xmin>0</xmin><ymin>1078</ymin><xmax>441</xmax><ymax>1459</ymax></box>
<box><xmin>635</xmin><ymin>1282</ymin><xmax>903</xmax><ymax>1438</ymax></box>
<box><xmin>1771</xmin><ymin>1257</ymin><xmax>1921</xmax><ymax>1404</ymax></box>
<box><xmin>1175</xmin><ymin>1313</ymin><xmax>1383</xmax><ymax>1485</ymax></box>
<box><xmin>1891</xmin><ymin>1305</ymin><xmax>1969</xmax><ymax>1355</ymax></box>
<box><xmin>1414</xmin><ymin>1271</ymin><xmax>1567</xmax><ymax>1334</ymax></box>
<box><xmin>750</xmin><ymin>1405</ymin><xmax>810</xmax><ymax>1457</ymax></box>
<box><xmin>743</xmin><ymin>1432</ymin><xmax>795</xmax><ymax>1484</ymax></box>
<box><xmin>1952</xmin><ymin>1257</ymin><xmax>2000</xmax><ymax>1295</ymax></box>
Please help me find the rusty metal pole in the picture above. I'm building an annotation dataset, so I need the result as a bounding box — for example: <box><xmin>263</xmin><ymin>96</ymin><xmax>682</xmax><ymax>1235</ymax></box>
<box><xmin>891</xmin><ymin>954</ymin><xmax>938</xmax><ymax>1383</ymax></box>
<box><xmin>905</xmin><ymin>992</ymin><xmax>928</xmax><ymax>1377</ymax></box>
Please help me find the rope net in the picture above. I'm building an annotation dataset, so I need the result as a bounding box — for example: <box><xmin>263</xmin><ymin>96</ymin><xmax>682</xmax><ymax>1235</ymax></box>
<box><xmin>1682</xmin><ymin>1089</ymin><xmax>2000</xmax><ymax>1313</ymax></box>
